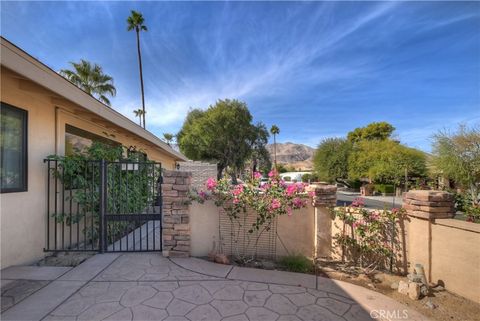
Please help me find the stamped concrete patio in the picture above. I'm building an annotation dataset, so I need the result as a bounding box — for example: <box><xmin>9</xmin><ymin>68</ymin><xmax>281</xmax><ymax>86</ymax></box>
<box><xmin>1</xmin><ymin>253</ymin><xmax>430</xmax><ymax>321</ymax></box>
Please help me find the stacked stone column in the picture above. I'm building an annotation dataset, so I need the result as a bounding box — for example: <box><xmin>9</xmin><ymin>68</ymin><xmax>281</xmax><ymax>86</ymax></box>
<box><xmin>307</xmin><ymin>185</ymin><xmax>337</xmax><ymax>259</ymax></box>
<box><xmin>402</xmin><ymin>190</ymin><xmax>455</xmax><ymax>282</ymax></box>
<box><xmin>162</xmin><ymin>170</ymin><xmax>192</xmax><ymax>258</ymax></box>
<box><xmin>403</xmin><ymin>190</ymin><xmax>455</xmax><ymax>219</ymax></box>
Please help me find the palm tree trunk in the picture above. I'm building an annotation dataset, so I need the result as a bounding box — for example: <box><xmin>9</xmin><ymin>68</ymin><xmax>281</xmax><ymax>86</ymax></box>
<box><xmin>136</xmin><ymin>29</ymin><xmax>146</xmax><ymax>129</ymax></box>
<box><xmin>274</xmin><ymin>134</ymin><xmax>277</xmax><ymax>170</ymax></box>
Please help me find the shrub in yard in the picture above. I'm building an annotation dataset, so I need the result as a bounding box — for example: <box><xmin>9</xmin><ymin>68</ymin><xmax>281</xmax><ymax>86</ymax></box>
<box><xmin>374</xmin><ymin>184</ymin><xmax>395</xmax><ymax>194</ymax></box>
<box><xmin>278</xmin><ymin>254</ymin><xmax>313</xmax><ymax>273</ymax></box>
<box><xmin>331</xmin><ymin>201</ymin><xmax>406</xmax><ymax>273</ymax></box>
<box><xmin>302</xmin><ymin>173</ymin><xmax>319</xmax><ymax>183</ymax></box>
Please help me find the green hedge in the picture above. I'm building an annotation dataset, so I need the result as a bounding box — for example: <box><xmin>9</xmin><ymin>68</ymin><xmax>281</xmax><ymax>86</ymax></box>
<box><xmin>302</xmin><ymin>173</ymin><xmax>319</xmax><ymax>183</ymax></box>
<box><xmin>374</xmin><ymin>184</ymin><xmax>395</xmax><ymax>194</ymax></box>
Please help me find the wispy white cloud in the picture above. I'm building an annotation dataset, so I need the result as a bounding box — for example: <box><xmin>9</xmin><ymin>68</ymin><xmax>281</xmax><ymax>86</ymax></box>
<box><xmin>117</xmin><ymin>2</ymin><xmax>400</xmax><ymax>128</ymax></box>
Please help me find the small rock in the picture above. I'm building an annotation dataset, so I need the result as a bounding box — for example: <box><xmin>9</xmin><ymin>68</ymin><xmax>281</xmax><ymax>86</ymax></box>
<box><xmin>373</xmin><ymin>273</ymin><xmax>384</xmax><ymax>282</ymax></box>
<box><xmin>398</xmin><ymin>280</ymin><xmax>409</xmax><ymax>295</ymax></box>
<box><xmin>214</xmin><ymin>253</ymin><xmax>230</xmax><ymax>265</ymax></box>
<box><xmin>390</xmin><ymin>281</ymin><xmax>399</xmax><ymax>290</ymax></box>
<box><xmin>432</xmin><ymin>285</ymin><xmax>445</xmax><ymax>292</ymax></box>
<box><xmin>425</xmin><ymin>300</ymin><xmax>437</xmax><ymax>309</ymax></box>
<box><xmin>367</xmin><ymin>283</ymin><xmax>376</xmax><ymax>289</ymax></box>
<box><xmin>408</xmin><ymin>282</ymin><xmax>421</xmax><ymax>300</ymax></box>
<box><xmin>261</xmin><ymin>261</ymin><xmax>276</xmax><ymax>270</ymax></box>
<box><xmin>208</xmin><ymin>251</ymin><xmax>216</xmax><ymax>261</ymax></box>
<box><xmin>407</xmin><ymin>273</ymin><xmax>423</xmax><ymax>283</ymax></box>
<box><xmin>322</xmin><ymin>267</ymin><xmax>336</xmax><ymax>272</ymax></box>
<box><xmin>420</xmin><ymin>284</ymin><xmax>429</xmax><ymax>297</ymax></box>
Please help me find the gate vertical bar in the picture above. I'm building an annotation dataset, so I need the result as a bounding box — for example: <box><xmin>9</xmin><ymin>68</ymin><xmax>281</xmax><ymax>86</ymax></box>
<box><xmin>46</xmin><ymin>160</ymin><xmax>50</xmax><ymax>251</ymax></box>
<box><xmin>99</xmin><ymin>159</ymin><xmax>106</xmax><ymax>253</ymax></box>
<box><xmin>159</xmin><ymin>171</ymin><xmax>163</xmax><ymax>251</ymax></box>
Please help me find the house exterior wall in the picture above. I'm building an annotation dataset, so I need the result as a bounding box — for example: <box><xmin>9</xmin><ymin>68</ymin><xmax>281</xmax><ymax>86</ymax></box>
<box><xmin>0</xmin><ymin>68</ymin><xmax>179</xmax><ymax>268</ymax></box>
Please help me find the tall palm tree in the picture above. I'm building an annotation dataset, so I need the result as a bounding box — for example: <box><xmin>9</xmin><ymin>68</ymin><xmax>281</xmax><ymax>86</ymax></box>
<box><xmin>270</xmin><ymin>125</ymin><xmax>280</xmax><ymax>169</ymax></box>
<box><xmin>133</xmin><ymin>109</ymin><xmax>145</xmax><ymax>127</ymax></box>
<box><xmin>163</xmin><ymin>133</ymin><xmax>174</xmax><ymax>146</ymax></box>
<box><xmin>60</xmin><ymin>59</ymin><xmax>116</xmax><ymax>106</ymax></box>
<box><xmin>127</xmin><ymin>10</ymin><xmax>147</xmax><ymax>129</ymax></box>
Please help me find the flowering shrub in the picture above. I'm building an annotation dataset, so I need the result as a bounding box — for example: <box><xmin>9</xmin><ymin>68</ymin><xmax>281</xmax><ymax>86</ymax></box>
<box><xmin>453</xmin><ymin>191</ymin><xmax>480</xmax><ymax>223</ymax></box>
<box><xmin>331</xmin><ymin>199</ymin><xmax>406</xmax><ymax>273</ymax></box>
<box><xmin>191</xmin><ymin>170</ymin><xmax>312</xmax><ymax>262</ymax></box>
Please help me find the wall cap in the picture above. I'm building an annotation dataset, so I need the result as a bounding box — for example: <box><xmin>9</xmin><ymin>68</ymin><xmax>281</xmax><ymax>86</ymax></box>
<box><xmin>434</xmin><ymin>218</ymin><xmax>480</xmax><ymax>233</ymax></box>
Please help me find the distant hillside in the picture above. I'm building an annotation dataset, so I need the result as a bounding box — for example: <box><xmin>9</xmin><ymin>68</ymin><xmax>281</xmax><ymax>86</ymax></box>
<box><xmin>266</xmin><ymin>142</ymin><xmax>315</xmax><ymax>170</ymax></box>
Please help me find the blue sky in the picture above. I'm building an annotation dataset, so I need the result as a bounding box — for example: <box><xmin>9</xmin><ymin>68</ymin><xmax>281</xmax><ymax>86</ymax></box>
<box><xmin>1</xmin><ymin>1</ymin><xmax>479</xmax><ymax>151</ymax></box>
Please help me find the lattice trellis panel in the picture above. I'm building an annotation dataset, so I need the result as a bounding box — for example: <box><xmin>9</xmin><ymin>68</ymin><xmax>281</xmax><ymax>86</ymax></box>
<box><xmin>218</xmin><ymin>209</ymin><xmax>277</xmax><ymax>260</ymax></box>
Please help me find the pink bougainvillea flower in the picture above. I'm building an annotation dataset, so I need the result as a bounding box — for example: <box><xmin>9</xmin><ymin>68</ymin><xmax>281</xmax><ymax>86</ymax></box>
<box><xmin>253</xmin><ymin>172</ymin><xmax>262</xmax><ymax>179</ymax></box>
<box><xmin>292</xmin><ymin>197</ymin><xmax>304</xmax><ymax>208</ymax></box>
<box><xmin>268</xmin><ymin>170</ymin><xmax>278</xmax><ymax>178</ymax></box>
<box><xmin>351</xmin><ymin>197</ymin><xmax>365</xmax><ymax>208</ymax></box>
<box><xmin>352</xmin><ymin>220</ymin><xmax>365</xmax><ymax>228</ymax></box>
<box><xmin>232</xmin><ymin>184</ymin><xmax>244</xmax><ymax>196</ymax></box>
<box><xmin>286</xmin><ymin>184</ymin><xmax>297</xmax><ymax>196</ymax></box>
<box><xmin>198</xmin><ymin>191</ymin><xmax>207</xmax><ymax>200</ymax></box>
<box><xmin>233</xmin><ymin>197</ymin><xmax>240</xmax><ymax>204</ymax></box>
<box><xmin>261</xmin><ymin>183</ymin><xmax>271</xmax><ymax>190</ymax></box>
<box><xmin>295</xmin><ymin>183</ymin><xmax>305</xmax><ymax>193</ymax></box>
<box><xmin>369</xmin><ymin>211</ymin><xmax>380</xmax><ymax>221</ymax></box>
<box><xmin>270</xmin><ymin>198</ymin><xmax>281</xmax><ymax>210</ymax></box>
<box><xmin>206</xmin><ymin>177</ymin><xmax>217</xmax><ymax>191</ymax></box>
<box><xmin>308</xmin><ymin>191</ymin><xmax>315</xmax><ymax>198</ymax></box>
<box><xmin>287</xmin><ymin>206</ymin><xmax>293</xmax><ymax>216</ymax></box>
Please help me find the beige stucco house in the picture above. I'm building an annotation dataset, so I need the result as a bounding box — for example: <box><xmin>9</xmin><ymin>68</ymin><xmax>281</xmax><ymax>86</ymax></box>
<box><xmin>0</xmin><ymin>37</ymin><xmax>187</xmax><ymax>268</ymax></box>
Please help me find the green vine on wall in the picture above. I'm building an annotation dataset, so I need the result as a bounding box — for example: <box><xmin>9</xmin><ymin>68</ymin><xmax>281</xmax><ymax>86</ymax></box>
<box><xmin>47</xmin><ymin>141</ymin><xmax>161</xmax><ymax>248</ymax></box>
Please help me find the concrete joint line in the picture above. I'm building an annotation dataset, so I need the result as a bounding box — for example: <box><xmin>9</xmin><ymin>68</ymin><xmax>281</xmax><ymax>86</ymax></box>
<box><xmin>38</xmin><ymin>254</ymin><xmax>123</xmax><ymax>321</ymax></box>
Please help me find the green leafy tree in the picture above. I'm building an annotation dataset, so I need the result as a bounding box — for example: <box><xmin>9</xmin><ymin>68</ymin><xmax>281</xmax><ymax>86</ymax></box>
<box><xmin>177</xmin><ymin>99</ymin><xmax>269</xmax><ymax>180</ymax></box>
<box><xmin>348</xmin><ymin>140</ymin><xmax>427</xmax><ymax>184</ymax></box>
<box><xmin>60</xmin><ymin>60</ymin><xmax>116</xmax><ymax>106</ymax></box>
<box><xmin>313</xmin><ymin>138</ymin><xmax>351</xmax><ymax>182</ymax></box>
<box><xmin>347</xmin><ymin>122</ymin><xmax>395</xmax><ymax>143</ymax></box>
<box><xmin>432</xmin><ymin>124</ymin><xmax>480</xmax><ymax>203</ymax></box>
<box><xmin>250</xmin><ymin>123</ymin><xmax>271</xmax><ymax>176</ymax></box>
<box><xmin>270</xmin><ymin>125</ymin><xmax>280</xmax><ymax>169</ymax></box>
<box><xmin>127</xmin><ymin>10</ymin><xmax>148</xmax><ymax>129</ymax></box>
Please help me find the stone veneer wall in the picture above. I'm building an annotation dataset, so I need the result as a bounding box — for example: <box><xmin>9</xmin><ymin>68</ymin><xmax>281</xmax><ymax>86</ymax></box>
<box><xmin>161</xmin><ymin>170</ymin><xmax>192</xmax><ymax>258</ymax></box>
<box><xmin>177</xmin><ymin>161</ymin><xmax>217</xmax><ymax>191</ymax></box>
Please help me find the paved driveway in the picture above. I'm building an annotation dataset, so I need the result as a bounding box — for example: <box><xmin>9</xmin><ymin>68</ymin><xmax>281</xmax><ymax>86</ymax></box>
<box><xmin>1</xmin><ymin>253</ymin><xmax>429</xmax><ymax>321</ymax></box>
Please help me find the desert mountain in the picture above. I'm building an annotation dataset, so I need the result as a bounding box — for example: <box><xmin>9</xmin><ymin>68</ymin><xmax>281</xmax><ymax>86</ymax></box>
<box><xmin>266</xmin><ymin>142</ymin><xmax>315</xmax><ymax>170</ymax></box>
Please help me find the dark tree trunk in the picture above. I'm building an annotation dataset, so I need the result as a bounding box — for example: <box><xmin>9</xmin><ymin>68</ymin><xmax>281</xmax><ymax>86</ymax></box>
<box><xmin>230</xmin><ymin>171</ymin><xmax>238</xmax><ymax>185</ymax></box>
<box><xmin>136</xmin><ymin>28</ymin><xmax>146</xmax><ymax>129</ymax></box>
<box><xmin>217</xmin><ymin>165</ymin><xmax>224</xmax><ymax>180</ymax></box>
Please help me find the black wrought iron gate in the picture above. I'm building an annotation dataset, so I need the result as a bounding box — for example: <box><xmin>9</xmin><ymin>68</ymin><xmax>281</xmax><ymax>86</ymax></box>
<box><xmin>44</xmin><ymin>159</ymin><xmax>163</xmax><ymax>253</ymax></box>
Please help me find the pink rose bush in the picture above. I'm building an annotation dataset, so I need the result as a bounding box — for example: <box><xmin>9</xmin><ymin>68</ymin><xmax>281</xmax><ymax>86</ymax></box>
<box><xmin>191</xmin><ymin>170</ymin><xmax>311</xmax><ymax>231</ymax></box>
<box><xmin>332</xmin><ymin>199</ymin><xmax>406</xmax><ymax>273</ymax></box>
